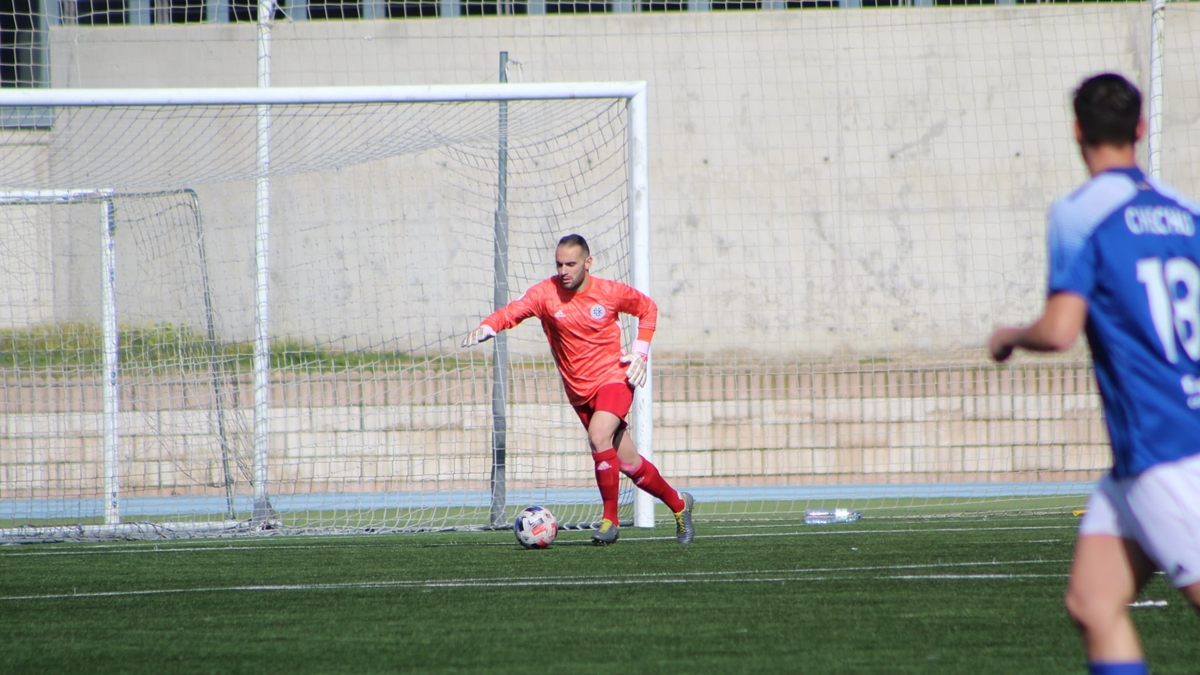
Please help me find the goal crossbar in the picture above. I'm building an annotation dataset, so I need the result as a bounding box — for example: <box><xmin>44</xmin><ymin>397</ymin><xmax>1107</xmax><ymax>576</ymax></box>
<box><xmin>0</xmin><ymin>82</ymin><xmax>648</xmax><ymax>107</ymax></box>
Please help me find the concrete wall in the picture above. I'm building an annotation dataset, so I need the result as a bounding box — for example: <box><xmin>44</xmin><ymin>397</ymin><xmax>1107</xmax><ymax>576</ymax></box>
<box><xmin>5</xmin><ymin>5</ymin><xmax>1196</xmax><ymax>356</ymax></box>
<box><xmin>1</xmin><ymin>362</ymin><xmax>1110</xmax><ymax>501</ymax></box>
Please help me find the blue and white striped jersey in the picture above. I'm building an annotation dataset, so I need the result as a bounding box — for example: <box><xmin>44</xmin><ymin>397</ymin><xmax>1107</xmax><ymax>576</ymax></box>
<box><xmin>1048</xmin><ymin>166</ymin><xmax>1200</xmax><ymax>478</ymax></box>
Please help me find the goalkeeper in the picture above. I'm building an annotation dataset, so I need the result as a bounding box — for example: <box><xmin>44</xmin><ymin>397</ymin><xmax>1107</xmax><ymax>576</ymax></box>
<box><xmin>462</xmin><ymin>233</ymin><xmax>694</xmax><ymax>546</ymax></box>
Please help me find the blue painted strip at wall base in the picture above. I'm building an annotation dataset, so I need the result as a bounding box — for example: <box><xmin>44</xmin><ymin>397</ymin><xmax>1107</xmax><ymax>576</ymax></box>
<box><xmin>0</xmin><ymin>481</ymin><xmax>1096</xmax><ymax>520</ymax></box>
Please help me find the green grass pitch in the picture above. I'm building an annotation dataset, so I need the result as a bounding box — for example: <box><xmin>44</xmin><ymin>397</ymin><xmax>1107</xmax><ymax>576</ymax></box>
<box><xmin>2</xmin><ymin>514</ymin><xmax>1197</xmax><ymax>674</ymax></box>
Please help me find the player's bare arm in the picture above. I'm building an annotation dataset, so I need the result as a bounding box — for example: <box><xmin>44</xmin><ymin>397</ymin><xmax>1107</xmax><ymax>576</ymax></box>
<box><xmin>989</xmin><ymin>292</ymin><xmax>1088</xmax><ymax>362</ymax></box>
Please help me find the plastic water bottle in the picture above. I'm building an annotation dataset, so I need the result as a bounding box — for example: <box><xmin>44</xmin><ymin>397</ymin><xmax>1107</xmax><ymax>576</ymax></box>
<box><xmin>804</xmin><ymin>508</ymin><xmax>862</xmax><ymax>525</ymax></box>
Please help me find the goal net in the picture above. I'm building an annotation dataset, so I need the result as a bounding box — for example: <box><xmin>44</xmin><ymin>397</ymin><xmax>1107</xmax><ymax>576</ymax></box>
<box><xmin>0</xmin><ymin>84</ymin><xmax>649</xmax><ymax>538</ymax></box>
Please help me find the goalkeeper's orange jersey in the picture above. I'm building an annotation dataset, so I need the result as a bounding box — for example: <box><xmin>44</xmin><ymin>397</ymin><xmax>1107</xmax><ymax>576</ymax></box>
<box><xmin>481</xmin><ymin>276</ymin><xmax>657</xmax><ymax>406</ymax></box>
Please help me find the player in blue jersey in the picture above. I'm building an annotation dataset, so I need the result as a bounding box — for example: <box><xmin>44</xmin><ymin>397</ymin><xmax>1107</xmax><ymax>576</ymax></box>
<box><xmin>989</xmin><ymin>73</ymin><xmax>1200</xmax><ymax>675</ymax></box>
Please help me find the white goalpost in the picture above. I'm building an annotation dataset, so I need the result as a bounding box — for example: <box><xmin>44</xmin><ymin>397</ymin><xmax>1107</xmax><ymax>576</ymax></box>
<box><xmin>0</xmin><ymin>82</ymin><xmax>653</xmax><ymax>539</ymax></box>
<box><xmin>0</xmin><ymin>188</ymin><xmax>255</xmax><ymax>538</ymax></box>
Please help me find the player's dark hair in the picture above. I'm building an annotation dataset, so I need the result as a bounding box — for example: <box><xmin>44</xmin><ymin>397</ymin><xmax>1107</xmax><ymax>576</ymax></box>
<box><xmin>1073</xmin><ymin>73</ymin><xmax>1141</xmax><ymax>147</ymax></box>
<box><xmin>557</xmin><ymin>233</ymin><xmax>590</xmax><ymax>257</ymax></box>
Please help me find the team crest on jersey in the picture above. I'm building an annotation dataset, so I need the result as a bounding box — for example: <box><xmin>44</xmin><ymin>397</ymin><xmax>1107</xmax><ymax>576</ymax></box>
<box><xmin>590</xmin><ymin>304</ymin><xmax>606</xmax><ymax>320</ymax></box>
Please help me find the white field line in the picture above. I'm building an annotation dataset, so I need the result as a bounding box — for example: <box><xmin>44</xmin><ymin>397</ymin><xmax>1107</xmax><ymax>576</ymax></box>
<box><xmin>703</xmin><ymin>521</ymin><xmax>1070</xmax><ymax>530</ymax></box>
<box><xmin>0</xmin><ymin>523</ymin><xmax>1079</xmax><ymax>557</ymax></box>
<box><xmin>0</xmin><ymin>521</ymin><xmax>1080</xmax><ymax>557</ymax></box>
<box><xmin>1128</xmin><ymin>599</ymin><xmax>1169</xmax><ymax>608</ymax></box>
<box><xmin>0</xmin><ymin>558</ymin><xmax>1070</xmax><ymax>602</ymax></box>
<box><xmin>698</xmin><ymin>525</ymin><xmax>1077</xmax><ymax>536</ymax></box>
<box><xmin>887</xmin><ymin>574</ymin><xmax>1066</xmax><ymax>580</ymax></box>
<box><xmin>0</xmin><ymin>543</ymin><xmax>371</xmax><ymax>557</ymax></box>
<box><xmin>510</xmin><ymin>524</ymin><xmax>1078</xmax><ymax>545</ymax></box>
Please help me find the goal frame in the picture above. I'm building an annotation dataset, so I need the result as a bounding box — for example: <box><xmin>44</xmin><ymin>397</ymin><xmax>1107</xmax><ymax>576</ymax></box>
<box><xmin>0</xmin><ymin>82</ymin><xmax>655</xmax><ymax>534</ymax></box>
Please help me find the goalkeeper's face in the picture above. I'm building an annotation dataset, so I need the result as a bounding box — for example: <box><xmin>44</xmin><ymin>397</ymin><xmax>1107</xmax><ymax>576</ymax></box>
<box><xmin>556</xmin><ymin>244</ymin><xmax>592</xmax><ymax>292</ymax></box>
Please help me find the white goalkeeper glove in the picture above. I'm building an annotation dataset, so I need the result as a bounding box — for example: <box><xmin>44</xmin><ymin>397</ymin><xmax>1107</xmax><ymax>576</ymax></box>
<box><xmin>620</xmin><ymin>340</ymin><xmax>652</xmax><ymax>388</ymax></box>
<box><xmin>461</xmin><ymin>324</ymin><xmax>497</xmax><ymax>348</ymax></box>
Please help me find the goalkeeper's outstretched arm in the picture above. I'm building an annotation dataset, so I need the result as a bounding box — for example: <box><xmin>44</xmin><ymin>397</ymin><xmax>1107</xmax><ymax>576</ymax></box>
<box><xmin>461</xmin><ymin>286</ymin><xmax>541</xmax><ymax>349</ymax></box>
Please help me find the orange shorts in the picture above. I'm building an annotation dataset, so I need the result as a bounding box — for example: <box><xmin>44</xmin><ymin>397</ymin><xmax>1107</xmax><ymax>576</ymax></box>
<box><xmin>573</xmin><ymin>382</ymin><xmax>634</xmax><ymax>430</ymax></box>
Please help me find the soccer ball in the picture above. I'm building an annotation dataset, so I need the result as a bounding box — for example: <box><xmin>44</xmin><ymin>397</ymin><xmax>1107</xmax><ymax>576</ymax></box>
<box><xmin>513</xmin><ymin>505</ymin><xmax>558</xmax><ymax>549</ymax></box>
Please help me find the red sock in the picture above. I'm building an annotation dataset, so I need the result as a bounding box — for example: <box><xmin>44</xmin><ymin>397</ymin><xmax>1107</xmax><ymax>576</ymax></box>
<box><xmin>623</xmin><ymin>455</ymin><xmax>685</xmax><ymax>513</ymax></box>
<box><xmin>592</xmin><ymin>448</ymin><xmax>621</xmax><ymax>524</ymax></box>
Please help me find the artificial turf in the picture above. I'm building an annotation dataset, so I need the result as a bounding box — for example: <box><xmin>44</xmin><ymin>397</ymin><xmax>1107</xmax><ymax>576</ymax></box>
<box><xmin>2</xmin><ymin>515</ymin><xmax>1197</xmax><ymax>674</ymax></box>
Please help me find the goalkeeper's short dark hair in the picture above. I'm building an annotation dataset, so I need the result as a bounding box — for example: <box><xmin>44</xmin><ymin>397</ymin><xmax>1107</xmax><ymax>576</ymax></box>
<box><xmin>558</xmin><ymin>234</ymin><xmax>590</xmax><ymax>257</ymax></box>
<box><xmin>1073</xmin><ymin>73</ymin><xmax>1142</xmax><ymax>147</ymax></box>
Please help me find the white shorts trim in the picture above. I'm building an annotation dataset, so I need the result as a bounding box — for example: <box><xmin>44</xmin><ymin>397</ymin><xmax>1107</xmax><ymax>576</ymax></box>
<box><xmin>1078</xmin><ymin>453</ymin><xmax>1200</xmax><ymax>588</ymax></box>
